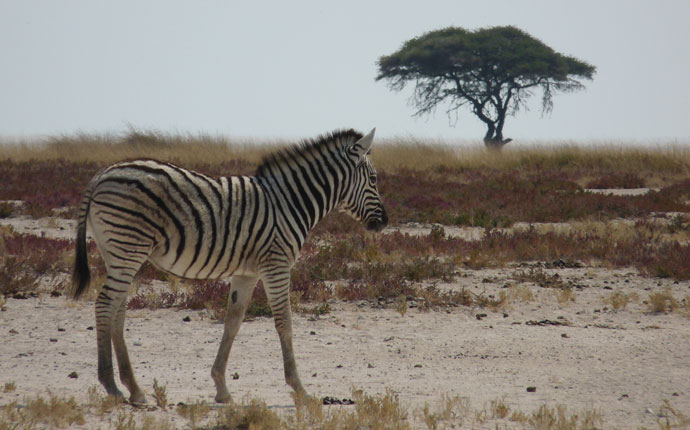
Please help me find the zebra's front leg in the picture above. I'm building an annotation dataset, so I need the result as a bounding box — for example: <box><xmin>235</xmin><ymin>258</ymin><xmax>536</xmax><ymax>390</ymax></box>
<box><xmin>211</xmin><ymin>275</ymin><xmax>258</xmax><ymax>403</ymax></box>
<box><xmin>263</xmin><ymin>273</ymin><xmax>305</xmax><ymax>394</ymax></box>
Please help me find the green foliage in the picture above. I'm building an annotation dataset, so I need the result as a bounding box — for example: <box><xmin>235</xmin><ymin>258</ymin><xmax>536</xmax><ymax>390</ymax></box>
<box><xmin>377</xmin><ymin>26</ymin><xmax>595</xmax><ymax>146</ymax></box>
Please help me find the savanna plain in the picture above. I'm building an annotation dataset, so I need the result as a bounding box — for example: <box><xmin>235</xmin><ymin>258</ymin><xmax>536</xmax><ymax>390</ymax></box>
<box><xmin>1</xmin><ymin>131</ymin><xmax>689</xmax><ymax>429</ymax></box>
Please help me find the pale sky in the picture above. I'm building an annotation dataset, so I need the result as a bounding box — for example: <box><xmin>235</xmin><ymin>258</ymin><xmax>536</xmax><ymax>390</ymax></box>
<box><xmin>1</xmin><ymin>0</ymin><xmax>689</xmax><ymax>143</ymax></box>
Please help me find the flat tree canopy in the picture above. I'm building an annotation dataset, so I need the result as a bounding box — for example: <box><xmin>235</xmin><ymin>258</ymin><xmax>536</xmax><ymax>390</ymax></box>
<box><xmin>376</xmin><ymin>26</ymin><xmax>596</xmax><ymax>148</ymax></box>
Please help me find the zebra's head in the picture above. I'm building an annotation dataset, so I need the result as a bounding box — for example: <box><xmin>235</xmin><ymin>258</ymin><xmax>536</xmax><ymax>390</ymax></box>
<box><xmin>341</xmin><ymin>128</ymin><xmax>388</xmax><ymax>232</ymax></box>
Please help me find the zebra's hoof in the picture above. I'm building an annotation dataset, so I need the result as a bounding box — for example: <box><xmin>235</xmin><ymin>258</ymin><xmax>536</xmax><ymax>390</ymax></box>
<box><xmin>215</xmin><ymin>392</ymin><xmax>232</xmax><ymax>403</ymax></box>
<box><xmin>129</xmin><ymin>392</ymin><xmax>147</xmax><ymax>405</ymax></box>
<box><xmin>104</xmin><ymin>386</ymin><xmax>125</xmax><ymax>401</ymax></box>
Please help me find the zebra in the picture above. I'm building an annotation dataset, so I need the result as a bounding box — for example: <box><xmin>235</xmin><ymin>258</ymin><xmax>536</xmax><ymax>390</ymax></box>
<box><xmin>72</xmin><ymin>128</ymin><xmax>387</xmax><ymax>404</ymax></box>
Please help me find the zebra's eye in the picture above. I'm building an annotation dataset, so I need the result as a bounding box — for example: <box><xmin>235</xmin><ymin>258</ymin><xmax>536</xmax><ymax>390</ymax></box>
<box><xmin>369</xmin><ymin>174</ymin><xmax>377</xmax><ymax>185</ymax></box>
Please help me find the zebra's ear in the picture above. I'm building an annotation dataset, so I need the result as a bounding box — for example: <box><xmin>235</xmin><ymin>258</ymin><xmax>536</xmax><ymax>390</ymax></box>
<box><xmin>352</xmin><ymin>128</ymin><xmax>376</xmax><ymax>159</ymax></box>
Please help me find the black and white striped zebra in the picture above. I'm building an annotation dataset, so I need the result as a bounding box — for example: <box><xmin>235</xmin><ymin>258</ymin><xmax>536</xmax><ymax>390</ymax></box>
<box><xmin>72</xmin><ymin>128</ymin><xmax>387</xmax><ymax>404</ymax></box>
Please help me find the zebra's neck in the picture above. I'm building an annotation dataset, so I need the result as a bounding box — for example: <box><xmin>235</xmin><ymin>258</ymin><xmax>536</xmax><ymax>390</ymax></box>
<box><xmin>258</xmin><ymin>156</ymin><xmax>348</xmax><ymax>244</ymax></box>
<box><xmin>253</xmin><ymin>130</ymin><xmax>362</xmax><ymax>248</ymax></box>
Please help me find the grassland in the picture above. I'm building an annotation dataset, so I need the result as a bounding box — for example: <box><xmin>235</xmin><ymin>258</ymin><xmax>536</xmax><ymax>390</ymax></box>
<box><xmin>2</xmin><ymin>131</ymin><xmax>690</xmax><ymax>305</ymax></box>
<box><xmin>1</xmin><ymin>131</ymin><xmax>690</xmax><ymax>429</ymax></box>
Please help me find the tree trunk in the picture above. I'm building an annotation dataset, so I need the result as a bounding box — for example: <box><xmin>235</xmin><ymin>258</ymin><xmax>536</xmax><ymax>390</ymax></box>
<box><xmin>483</xmin><ymin>113</ymin><xmax>511</xmax><ymax>150</ymax></box>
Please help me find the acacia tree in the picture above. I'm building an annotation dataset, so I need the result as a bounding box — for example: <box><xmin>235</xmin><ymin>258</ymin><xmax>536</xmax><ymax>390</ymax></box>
<box><xmin>376</xmin><ymin>26</ymin><xmax>596</xmax><ymax>149</ymax></box>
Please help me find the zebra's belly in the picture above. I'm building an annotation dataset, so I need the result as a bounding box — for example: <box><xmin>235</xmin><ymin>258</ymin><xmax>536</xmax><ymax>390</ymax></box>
<box><xmin>147</xmin><ymin>246</ymin><xmax>257</xmax><ymax>281</ymax></box>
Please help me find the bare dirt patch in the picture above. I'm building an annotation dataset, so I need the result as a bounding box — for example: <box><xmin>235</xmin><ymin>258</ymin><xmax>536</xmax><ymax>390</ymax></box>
<box><xmin>2</xmin><ymin>201</ymin><xmax>690</xmax><ymax>428</ymax></box>
<box><xmin>1</xmin><ymin>266</ymin><xmax>689</xmax><ymax>428</ymax></box>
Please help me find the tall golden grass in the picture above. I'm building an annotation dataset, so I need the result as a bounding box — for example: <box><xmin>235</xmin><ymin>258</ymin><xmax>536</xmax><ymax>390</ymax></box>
<box><xmin>1</xmin><ymin>130</ymin><xmax>690</xmax><ymax>177</ymax></box>
<box><xmin>0</xmin><ymin>130</ymin><xmax>278</xmax><ymax>166</ymax></box>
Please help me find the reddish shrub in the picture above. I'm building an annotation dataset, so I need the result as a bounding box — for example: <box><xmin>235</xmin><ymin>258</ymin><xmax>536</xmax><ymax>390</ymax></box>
<box><xmin>585</xmin><ymin>173</ymin><xmax>646</xmax><ymax>189</ymax></box>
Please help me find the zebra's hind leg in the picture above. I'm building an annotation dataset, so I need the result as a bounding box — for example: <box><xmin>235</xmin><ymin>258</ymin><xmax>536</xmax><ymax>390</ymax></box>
<box><xmin>95</xmin><ymin>263</ymin><xmax>146</xmax><ymax>402</ymax></box>
<box><xmin>263</xmin><ymin>273</ymin><xmax>305</xmax><ymax>395</ymax></box>
<box><xmin>211</xmin><ymin>275</ymin><xmax>258</xmax><ymax>403</ymax></box>
<box><xmin>95</xmin><ymin>288</ymin><xmax>125</xmax><ymax>400</ymax></box>
<box><xmin>112</xmin><ymin>299</ymin><xmax>146</xmax><ymax>404</ymax></box>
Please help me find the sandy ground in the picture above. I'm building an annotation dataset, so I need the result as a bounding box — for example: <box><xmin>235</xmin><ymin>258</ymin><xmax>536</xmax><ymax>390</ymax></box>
<box><xmin>1</xmin><ymin>207</ymin><xmax>690</xmax><ymax>428</ymax></box>
<box><xmin>2</xmin><ymin>268</ymin><xmax>689</xmax><ymax>428</ymax></box>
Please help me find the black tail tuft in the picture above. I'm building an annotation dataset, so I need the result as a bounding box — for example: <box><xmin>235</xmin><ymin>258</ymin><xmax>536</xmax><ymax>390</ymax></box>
<box><xmin>72</xmin><ymin>221</ymin><xmax>90</xmax><ymax>300</ymax></box>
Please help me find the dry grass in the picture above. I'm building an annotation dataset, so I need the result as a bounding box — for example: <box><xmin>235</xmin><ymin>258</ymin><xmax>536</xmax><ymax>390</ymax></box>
<box><xmin>176</xmin><ymin>401</ymin><xmax>211</xmax><ymax>429</ymax></box>
<box><xmin>0</xmin><ymin>392</ymin><xmax>85</xmax><ymax>429</ymax></box>
<box><xmin>2</xmin><ymin>132</ymin><xmax>690</xmax><ymax>180</ymax></box>
<box><xmin>657</xmin><ymin>400</ymin><xmax>690</xmax><ymax>430</ymax></box>
<box><xmin>528</xmin><ymin>404</ymin><xmax>603</xmax><ymax>430</ymax></box>
<box><xmin>0</xmin><ymin>389</ymin><xmax>685</xmax><ymax>429</ymax></box>
<box><xmin>0</xmin><ymin>130</ymin><xmax>277</xmax><ymax>166</ymax></box>
<box><xmin>417</xmin><ymin>394</ymin><xmax>471</xmax><ymax>430</ymax></box>
<box><xmin>152</xmin><ymin>378</ymin><xmax>168</xmax><ymax>410</ymax></box>
<box><xmin>490</xmin><ymin>398</ymin><xmax>511</xmax><ymax>419</ymax></box>
<box><xmin>648</xmin><ymin>288</ymin><xmax>681</xmax><ymax>313</ymax></box>
<box><xmin>2</xmin><ymin>382</ymin><xmax>15</xmax><ymax>393</ymax></box>
<box><xmin>373</xmin><ymin>139</ymin><xmax>690</xmax><ymax>178</ymax></box>
<box><xmin>204</xmin><ymin>388</ymin><xmax>411</xmax><ymax>430</ymax></box>
<box><xmin>604</xmin><ymin>290</ymin><xmax>638</xmax><ymax>311</ymax></box>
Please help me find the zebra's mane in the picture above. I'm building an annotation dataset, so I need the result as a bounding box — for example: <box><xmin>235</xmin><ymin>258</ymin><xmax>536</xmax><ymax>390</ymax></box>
<box><xmin>255</xmin><ymin>129</ymin><xmax>363</xmax><ymax>177</ymax></box>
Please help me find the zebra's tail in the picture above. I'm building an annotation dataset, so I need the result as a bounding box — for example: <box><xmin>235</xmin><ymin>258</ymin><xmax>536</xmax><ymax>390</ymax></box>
<box><xmin>72</xmin><ymin>182</ymin><xmax>94</xmax><ymax>300</ymax></box>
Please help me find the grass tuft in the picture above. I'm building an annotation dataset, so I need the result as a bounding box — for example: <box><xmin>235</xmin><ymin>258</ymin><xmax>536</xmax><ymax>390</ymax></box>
<box><xmin>604</xmin><ymin>290</ymin><xmax>637</xmax><ymax>311</ymax></box>
<box><xmin>0</xmin><ymin>392</ymin><xmax>86</xmax><ymax>428</ymax></box>
<box><xmin>529</xmin><ymin>404</ymin><xmax>603</xmax><ymax>430</ymax></box>
<box><xmin>213</xmin><ymin>397</ymin><xmax>283</xmax><ymax>430</ymax></box>
<box><xmin>152</xmin><ymin>378</ymin><xmax>168</xmax><ymax>410</ymax></box>
<box><xmin>648</xmin><ymin>289</ymin><xmax>680</xmax><ymax>313</ymax></box>
<box><xmin>176</xmin><ymin>401</ymin><xmax>211</xmax><ymax>429</ymax></box>
<box><xmin>3</xmin><ymin>381</ymin><xmax>16</xmax><ymax>393</ymax></box>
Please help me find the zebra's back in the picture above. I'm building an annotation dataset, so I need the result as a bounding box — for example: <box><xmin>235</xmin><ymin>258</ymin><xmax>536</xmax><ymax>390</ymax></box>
<box><xmin>87</xmin><ymin>159</ymin><xmax>273</xmax><ymax>279</ymax></box>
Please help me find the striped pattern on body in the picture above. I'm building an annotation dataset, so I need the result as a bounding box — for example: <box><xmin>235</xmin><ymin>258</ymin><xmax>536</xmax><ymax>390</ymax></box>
<box><xmin>72</xmin><ymin>128</ymin><xmax>387</xmax><ymax>404</ymax></box>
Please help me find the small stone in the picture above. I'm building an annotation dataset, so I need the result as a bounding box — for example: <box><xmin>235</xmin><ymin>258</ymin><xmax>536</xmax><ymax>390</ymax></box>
<box><xmin>310</xmin><ymin>331</ymin><xmax>316</xmax><ymax>335</ymax></box>
<box><xmin>526</xmin><ymin>386</ymin><xmax>537</xmax><ymax>393</ymax></box>
<box><xmin>68</xmin><ymin>371</ymin><xmax>78</xmax><ymax>379</ymax></box>
<box><xmin>312</xmin><ymin>372</ymin><xmax>317</xmax><ymax>377</ymax></box>
<box><xmin>232</xmin><ymin>372</ymin><xmax>239</xmax><ymax>380</ymax></box>
<box><xmin>9</xmin><ymin>329</ymin><xmax>18</xmax><ymax>335</ymax></box>
<box><xmin>414</xmin><ymin>364</ymin><xmax>423</xmax><ymax>368</ymax></box>
<box><xmin>561</xmin><ymin>333</ymin><xmax>569</xmax><ymax>338</ymax></box>
<box><xmin>50</xmin><ymin>338</ymin><xmax>58</xmax><ymax>343</ymax></box>
<box><xmin>323</xmin><ymin>396</ymin><xmax>339</xmax><ymax>405</ymax></box>
<box><xmin>87</xmin><ymin>326</ymin><xmax>94</xmax><ymax>330</ymax></box>
<box><xmin>367</xmin><ymin>363</ymin><xmax>375</xmax><ymax>369</ymax></box>
<box><xmin>182</xmin><ymin>316</ymin><xmax>191</xmax><ymax>322</ymax></box>
<box><xmin>133</xmin><ymin>341</ymin><xmax>142</xmax><ymax>346</ymax></box>
<box><xmin>50</xmin><ymin>290</ymin><xmax>62</xmax><ymax>297</ymax></box>
<box><xmin>58</xmin><ymin>327</ymin><xmax>66</xmax><ymax>332</ymax></box>
<box><xmin>336</xmin><ymin>364</ymin><xmax>343</xmax><ymax>369</ymax></box>
<box><xmin>476</xmin><ymin>313</ymin><xmax>487</xmax><ymax>320</ymax></box>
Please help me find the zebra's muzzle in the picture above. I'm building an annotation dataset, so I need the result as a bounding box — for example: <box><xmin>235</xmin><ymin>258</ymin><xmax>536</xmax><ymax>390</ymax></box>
<box><xmin>365</xmin><ymin>207</ymin><xmax>388</xmax><ymax>232</ymax></box>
